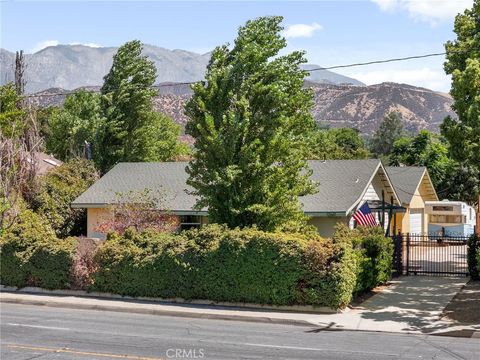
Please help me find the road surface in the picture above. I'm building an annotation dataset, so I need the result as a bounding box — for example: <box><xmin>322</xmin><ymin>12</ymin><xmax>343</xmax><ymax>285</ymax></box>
<box><xmin>1</xmin><ymin>302</ymin><xmax>478</xmax><ymax>359</ymax></box>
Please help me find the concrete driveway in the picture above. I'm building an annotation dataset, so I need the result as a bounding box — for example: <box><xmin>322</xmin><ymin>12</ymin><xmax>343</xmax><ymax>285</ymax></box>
<box><xmin>316</xmin><ymin>276</ymin><xmax>475</xmax><ymax>335</ymax></box>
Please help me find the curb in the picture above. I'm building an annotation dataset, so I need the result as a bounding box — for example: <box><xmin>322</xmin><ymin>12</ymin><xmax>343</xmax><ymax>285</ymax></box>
<box><xmin>0</xmin><ymin>285</ymin><xmax>340</xmax><ymax>314</ymax></box>
<box><xmin>0</xmin><ymin>288</ymin><xmax>331</xmax><ymax>328</ymax></box>
<box><xmin>0</xmin><ymin>295</ymin><xmax>317</xmax><ymax>327</ymax></box>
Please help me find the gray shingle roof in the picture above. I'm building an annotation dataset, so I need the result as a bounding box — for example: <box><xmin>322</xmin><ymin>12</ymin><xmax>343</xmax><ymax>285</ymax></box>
<box><xmin>385</xmin><ymin>166</ymin><xmax>427</xmax><ymax>205</ymax></box>
<box><xmin>301</xmin><ymin>159</ymin><xmax>382</xmax><ymax>214</ymax></box>
<box><xmin>72</xmin><ymin>162</ymin><xmax>204</xmax><ymax>213</ymax></box>
<box><xmin>72</xmin><ymin>159</ymin><xmax>390</xmax><ymax>214</ymax></box>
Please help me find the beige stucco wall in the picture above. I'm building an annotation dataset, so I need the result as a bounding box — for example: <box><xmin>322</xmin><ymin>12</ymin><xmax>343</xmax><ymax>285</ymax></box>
<box><xmin>87</xmin><ymin>209</ymin><xmax>210</xmax><ymax>239</ymax></box>
<box><xmin>87</xmin><ymin>207</ymin><xmax>113</xmax><ymax>239</ymax></box>
<box><xmin>393</xmin><ymin>181</ymin><xmax>431</xmax><ymax>235</ymax></box>
<box><xmin>308</xmin><ymin>216</ymin><xmax>349</xmax><ymax>238</ymax></box>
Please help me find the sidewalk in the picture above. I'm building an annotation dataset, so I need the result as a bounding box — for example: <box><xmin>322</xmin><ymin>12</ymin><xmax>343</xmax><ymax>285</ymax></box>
<box><xmin>1</xmin><ymin>276</ymin><xmax>479</xmax><ymax>337</ymax></box>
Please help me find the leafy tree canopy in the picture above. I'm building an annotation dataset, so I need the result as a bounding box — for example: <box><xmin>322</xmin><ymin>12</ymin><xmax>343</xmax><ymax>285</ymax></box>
<box><xmin>97</xmin><ymin>40</ymin><xmax>184</xmax><ymax>172</ymax></box>
<box><xmin>308</xmin><ymin>127</ymin><xmax>370</xmax><ymax>160</ymax></box>
<box><xmin>186</xmin><ymin>16</ymin><xmax>316</xmax><ymax>231</ymax></box>
<box><xmin>46</xmin><ymin>90</ymin><xmax>103</xmax><ymax>162</ymax></box>
<box><xmin>0</xmin><ymin>83</ymin><xmax>25</xmax><ymax>138</ymax></box>
<box><xmin>32</xmin><ymin>158</ymin><xmax>99</xmax><ymax>238</ymax></box>
<box><xmin>442</xmin><ymin>0</ymin><xmax>480</xmax><ymax>177</ymax></box>
<box><xmin>390</xmin><ymin>130</ymin><xmax>453</xmax><ymax>191</ymax></box>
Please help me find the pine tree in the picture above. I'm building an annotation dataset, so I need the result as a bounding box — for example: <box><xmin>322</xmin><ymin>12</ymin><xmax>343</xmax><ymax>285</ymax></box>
<box><xmin>185</xmin><ymin>16</ymin><xmax>316</xmax><ymax>231</ymax></box>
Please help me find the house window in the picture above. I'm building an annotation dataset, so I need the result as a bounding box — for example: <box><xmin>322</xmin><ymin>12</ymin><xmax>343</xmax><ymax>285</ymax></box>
<box><xmin>432</xmin><ymin>205</ymin><xmax>454</xmax><ymax>212</ymax></box>
<box><xmin>180</xmin><ymin>215</ymin><xmax>202</xmax><ymax>231</ymax></box>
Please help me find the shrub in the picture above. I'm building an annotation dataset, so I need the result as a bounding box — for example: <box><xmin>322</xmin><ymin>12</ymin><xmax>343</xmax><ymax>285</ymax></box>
<box><xmin>92</xmin><ymin>225</ymin><xmax>357</xmax><ymax>309</ymax></box>
<box><xmin>467</xmin><ymin>233</ymin><xmax>480</xmax><ymax>280</ymax></box>
<box><xmin>70</xmin><ymin>238</ymin><xmax>100</xmax><ymax>290</ymax></box>
<box><xmin>0</xmin><ymin>210</ymin><xmax>76</xmax><ymax>289</ymax></box>
<box><xmin>31</xmin><ymin>158</ymin><xmax>99</xmax><ymax>238</ymax></box>
<box><xmin>333</xmin><ymin>224</ymin><xmax>393</xmax><ymax>295</ymax></box>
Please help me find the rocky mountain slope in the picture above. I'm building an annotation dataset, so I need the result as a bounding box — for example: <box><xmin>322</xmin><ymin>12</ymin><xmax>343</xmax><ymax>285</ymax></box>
<box><xmin>27</xmin><ymin>81</ymin><xmax>454</xmax><ymax>134</ymax></box>
<box><xmin>1</xmin><ymin>45</ymin><xmax>363</xmax><ymax>93</ymax></box>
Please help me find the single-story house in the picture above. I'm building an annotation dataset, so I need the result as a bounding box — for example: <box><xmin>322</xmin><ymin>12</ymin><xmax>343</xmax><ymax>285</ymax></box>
<box><xmin>72</xmin><ymin>159</ymin><xmax>406</xmax><ymax>239</ymax></box>
<box><xmin>385</xmin><ymin>166</ymin><xmax>438</xmax><ymax>235</ymax></box>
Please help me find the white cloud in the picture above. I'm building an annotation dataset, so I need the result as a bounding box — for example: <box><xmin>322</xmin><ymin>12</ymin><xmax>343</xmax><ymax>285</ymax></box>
<box><xmin>372</xmin><ymin>0</ymin><xmax>473</xmax><ymax>24</ymax></box>
<box><xmin>350</xmin><ymin>67</ymin><xmax>451</xmax><ymax>92</ymax></box>
<box><xmin>283</xmin><ymin>23</ymin><xmax>323</xmax><ymax>39</ymax></box>
<box><xmin>29</xmin><ymin>40</ymin><xmax>59</xmax><ymax>53</ymax></box>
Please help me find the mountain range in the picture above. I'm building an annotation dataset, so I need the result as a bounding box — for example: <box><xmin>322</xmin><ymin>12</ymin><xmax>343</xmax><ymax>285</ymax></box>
<box><xmin>2</xmin><ymin>44</ymin><xmax>455</xmax><ymax>134</ymax></box>
<box><xmin>0</xmin><ymin>44</ymin><xmax>364</xmax><ymax>93</ymax></box>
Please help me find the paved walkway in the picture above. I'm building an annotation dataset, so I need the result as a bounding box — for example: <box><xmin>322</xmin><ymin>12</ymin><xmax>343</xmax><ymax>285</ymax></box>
<box><xmin>1</xmin><ymin>276</ymin><xmax>478</xmax><ymax>337</ymax></box>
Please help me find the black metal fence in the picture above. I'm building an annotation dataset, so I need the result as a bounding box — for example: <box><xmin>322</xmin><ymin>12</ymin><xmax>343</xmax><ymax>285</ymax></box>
<box><xmin>392</xmin><ymin>234</ymin><xmax>469</xmax><ymax>277</ymax></box>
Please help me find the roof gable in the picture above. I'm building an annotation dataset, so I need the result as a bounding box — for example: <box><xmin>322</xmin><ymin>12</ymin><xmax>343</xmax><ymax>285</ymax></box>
<box><xmin>385</xmin><ymin>166</ymin><xmax>438</xmax><ymax>205</ymax></box>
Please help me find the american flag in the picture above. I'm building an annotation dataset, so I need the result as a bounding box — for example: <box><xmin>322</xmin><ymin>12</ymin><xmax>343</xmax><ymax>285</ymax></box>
<box><xmin>353</xmin><ymin>202</ymin><xmax>377</xmax><ymax>227</ymax></box>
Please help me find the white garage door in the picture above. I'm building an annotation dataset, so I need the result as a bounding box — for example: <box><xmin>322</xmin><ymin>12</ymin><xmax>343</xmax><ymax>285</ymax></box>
<box><xmin>409</xmin><ymin>209</ymin><xmax>423</xmax><ymax>234</ymax></box>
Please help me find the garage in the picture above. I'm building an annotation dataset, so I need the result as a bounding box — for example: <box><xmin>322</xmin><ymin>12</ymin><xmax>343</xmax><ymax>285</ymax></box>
<box><xmin>409</xmin><ymin>209</ymin><xmax>423</xmax><ymax>234</ymax></box>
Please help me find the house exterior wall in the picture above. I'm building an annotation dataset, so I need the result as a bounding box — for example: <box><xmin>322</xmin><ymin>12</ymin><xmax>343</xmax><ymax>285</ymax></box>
<box><xmin>394</xmin><ymin>183</ymin><xmax>430</xmax><ymax>235</ymax></box>
<box><xmin>86</xmin><ymin>208</ymin><xmax>210</xmax><ymax>239</ymax></box>
<box><xmin>308</xmin><ymin>216</ymin><xmax>349</xmax><ymax>238</ymax></box>
<box><xmin>87</xmin><ymin>207</ymin><xmax>113</xmax><ymax>239</ymax></box>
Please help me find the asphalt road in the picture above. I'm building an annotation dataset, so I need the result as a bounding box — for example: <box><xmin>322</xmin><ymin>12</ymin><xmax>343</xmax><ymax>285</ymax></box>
<box><xmin>1</xmin><ymin>303</ymin><xmax>479</xmax><ymax>360</ymax></box>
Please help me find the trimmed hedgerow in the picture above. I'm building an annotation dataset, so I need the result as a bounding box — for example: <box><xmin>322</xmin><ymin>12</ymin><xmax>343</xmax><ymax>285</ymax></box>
<box><xmin>467</xmin><ymin>233</ymin><xmax>480</xmax><ymax>280</ymax></box>
<box><xmin>0</xmin><ymin>210</ymin><xmax>76</xmax><ymax>289</ymax></box>
<box><xmin>91</xmin><ymin>225</ymin><xmax>357</xmax><ymax>309</ymax></box>
<box><xmin>333</xmin><ymin>224</ymin><xmax>393</xmax><ymax>296</ymax></box>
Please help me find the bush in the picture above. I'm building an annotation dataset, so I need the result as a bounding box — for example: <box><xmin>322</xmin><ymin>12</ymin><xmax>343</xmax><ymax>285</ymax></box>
<box><xmin>0</xmin><ymin>210</ymin><xmax>76</xmax><ymax>289</ymax></box>
<box><xmin>333</xmin><ymin>224</ymin><xmax>393</xmax><ymax>295</ymax></box>
<box><xmin>31</xmin><ymin>158</ymin><xmax>99</xmax><ymax>238</ymax></box>
<box><xmin>467</xmin><ymin>233</ymin><xmax>480</xmax><ymax>280</ymax></box>
<box><xmin>92</xmin><ymin>225</ymin><xmax>357</xmax><ymax>309</ymax></box>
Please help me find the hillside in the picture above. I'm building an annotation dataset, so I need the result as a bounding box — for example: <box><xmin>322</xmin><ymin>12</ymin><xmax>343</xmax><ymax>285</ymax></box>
<box><xmin>27</xmin><ymin>82</ymin><xmax>454</xmax><ymax>134</ymax></box>
<box><xmin>0</xmin><ymin>45</ymin><xmax>363</xmax><ymax>93</ymax></box>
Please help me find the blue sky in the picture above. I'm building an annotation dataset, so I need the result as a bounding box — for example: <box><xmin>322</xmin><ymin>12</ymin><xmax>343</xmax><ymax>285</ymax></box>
<box><xmin>0</xmin><ymin>0</ymin><xmax>474</xmax><ymax>92</ymax></box>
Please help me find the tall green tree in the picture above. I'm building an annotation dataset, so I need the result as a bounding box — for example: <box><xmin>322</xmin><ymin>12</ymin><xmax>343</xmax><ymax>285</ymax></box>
<box><xmin>308</xmin><ymin>127</ymin><xmax>370</xmax><ymax>160</ymax></box>
<box><xmin>370</xmin><ymin>112</ymin><xmax>406</xmax><ymax>157</ymax></box>
<box><xmin>97</xmin><ymin>40</ymin><xmax>183</xmax><ymax>172</ymax></box>
<box><xmin>441</xmin><ymin>0</ymin><xmax>480</xmax><ymax>204</ymax></box>
<box><xmin>32</xmin><ymin>158</ymin><xmax>99</xmax><ymax>238</ymax></box>
<box><xmin>46</xmin><ymin>90</ymin><xmax>102</xmax><ymax>162</ymax></box>
<box><xmin>185</xmin><ymin>16</ymin><xmax>316</xmax><ymax>231</ymax></box>
<box><xmin>390</xmin><ymin>130</ymin><xmax>453</xmax><ymax>191</ymax></box>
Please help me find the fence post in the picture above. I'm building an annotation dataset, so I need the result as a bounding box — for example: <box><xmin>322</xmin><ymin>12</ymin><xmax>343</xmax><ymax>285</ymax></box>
<box><xmin>406</xmin><ymin>233</ymin><xmax>410</xmax><ymax>276</ymax></box>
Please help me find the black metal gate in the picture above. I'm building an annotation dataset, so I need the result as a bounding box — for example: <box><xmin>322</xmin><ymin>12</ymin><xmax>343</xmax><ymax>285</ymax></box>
<box><xmin>392</xmin><ymin>234</ymin><xmax>469</xmax><ymax>276</ymax></box>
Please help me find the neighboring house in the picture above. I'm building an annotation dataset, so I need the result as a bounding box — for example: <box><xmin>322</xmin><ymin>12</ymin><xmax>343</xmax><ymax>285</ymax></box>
<box><xmin>386</xmin><ymin>166</ymin><xmax>438</xmax><ymax>235</ymax></box>
<box><xmin>72</xmin><ymin>159</ymin><xmax>402</xmax><ymax>239</ymax></box>
<box><xmin>425</xmin><ymin>200</ymin><xmax>476</xmax><ymax>237</ymax></box>
<box><xmin>28</xmin><ymin>152</ymin><xmax>63</xmax><ymax>176</ymax></box>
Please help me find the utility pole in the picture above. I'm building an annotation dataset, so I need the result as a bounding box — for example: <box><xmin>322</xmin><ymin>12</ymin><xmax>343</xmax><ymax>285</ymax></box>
<box><xmin>476</xmin><ymin>195</ymin><xmax>480</xmax><ymax>235</ymax></box>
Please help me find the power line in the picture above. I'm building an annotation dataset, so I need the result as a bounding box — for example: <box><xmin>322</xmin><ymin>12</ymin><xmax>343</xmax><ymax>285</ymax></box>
<box><xmin>307</xmin><ymin>52</ymin><xmax>447</xmax><ymax>72</ymax></box>
<box><xmin>20</xmin><ymin>49</ymin><xmax>465</xmax><ymax>99</ymax></box>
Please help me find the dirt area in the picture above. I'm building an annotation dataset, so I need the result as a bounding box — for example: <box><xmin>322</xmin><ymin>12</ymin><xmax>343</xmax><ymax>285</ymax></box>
<box><xmin>441</xmin><ymin>279</ymin><xmax>480</xmax><ymax>325</ymax></box>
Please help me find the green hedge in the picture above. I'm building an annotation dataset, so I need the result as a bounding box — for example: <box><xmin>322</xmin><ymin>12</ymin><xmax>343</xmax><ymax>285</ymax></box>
<box><xmin>92</xmin><ymin>225</ymin><xmax>357</xmax><ymax>309</ymax></box>
<box><xmin>467</xmin><ymin>233</ymin><xmax>480</xmax><ymax>280</ymax></box>
<box><xmin>0</xmin><ymin>210</ymin><xmax>76</xmax><ymax>289</ymax></box>
<box><xmin>333</xmin><ymin>224</ymin><xmax>393</xmax><ymax>295</ymax></box>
